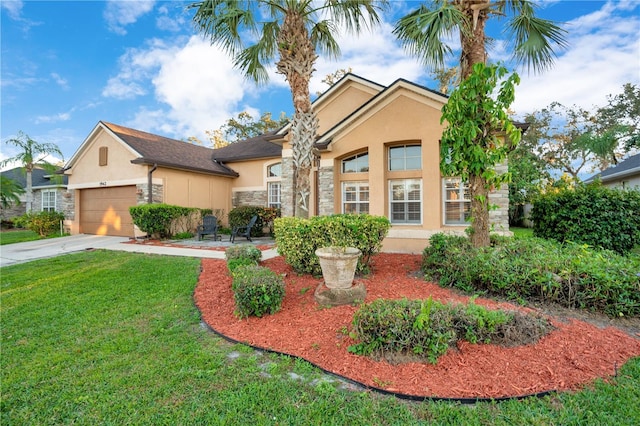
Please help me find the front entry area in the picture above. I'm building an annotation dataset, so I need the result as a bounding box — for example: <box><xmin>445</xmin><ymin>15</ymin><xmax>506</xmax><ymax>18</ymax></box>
<box><xmin>79</xmin><ymin>186</ymin><xmax>136</xmax><ymax>237</ymax></box>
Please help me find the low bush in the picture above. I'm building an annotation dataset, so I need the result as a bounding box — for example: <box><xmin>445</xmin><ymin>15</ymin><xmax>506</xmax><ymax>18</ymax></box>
<box><xmin>422</xmin><ymin>234</ymin><xmax>640</xmax><ymax>317</ymax></box>
<box><xmin>531</xmin><ymin>183</ymin><xmax>640</xmax><ymax>255</ymax></box>
<box><xmin>228</xmin><ymin>206</ymin><xmax>280</xmax><ymax>238</ymax></box>
<box><xmin>18</xmin><ymin>211</ymin><xmax>65</xmax><ymax>236</ymax></box>
<box><xmin>231</xmin><ymin>264</ymin><xmax>285</xmax><ymax>318</ymax></box>
<box><xmin>225</xmin><ymin>244</ymin><xmax>262</xmax><ymax>263</ymax></box>
<box><xmin>227</xmin><ymin>257</ymin><xmax>257</xmax><ymax>273</ymax></box>
<box><xmin>349</xmin><ymin>298</ymin><xmax>552</xmax><ymax>364</ymax></box>
<box><xmin>274</xmin><ymin>214</ymin><xmax>391</xmax><ymax>276</ymax></box>
<box><xmin>130</xmin><ymin>204</ymin><xmax>206</xmax><ymax>238</ymax></box>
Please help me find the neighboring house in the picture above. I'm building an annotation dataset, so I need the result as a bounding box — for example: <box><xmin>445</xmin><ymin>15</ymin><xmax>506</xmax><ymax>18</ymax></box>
<box><xmin>584</xmin><ymin>153</ymin><xmax>640</xmax><ymax>190</ymax></box>
<box><xmin>63</xmin><ymin>74</ymin><xmax>512</xmax><ymax>252</ymax></box>
<box><xmin>0</xmin><ymin>167</ymin><xmax>70</xmax><ymax>219</ymax></box>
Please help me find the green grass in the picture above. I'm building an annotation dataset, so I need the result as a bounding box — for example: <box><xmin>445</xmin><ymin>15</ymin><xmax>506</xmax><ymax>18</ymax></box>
<box><xmin>510</xmin><ymin>227</ymin><xmax>534</xmax><ymax>239</ymax></box>
<box><xmin>0</xmin><ymin>229</ymin><xmax>41</xmax><ymax>245</ymax></box>
<box><xmin>2</xmin><ymin>251</ymin><xmax>639</xmax><ymax>425</ymax></box>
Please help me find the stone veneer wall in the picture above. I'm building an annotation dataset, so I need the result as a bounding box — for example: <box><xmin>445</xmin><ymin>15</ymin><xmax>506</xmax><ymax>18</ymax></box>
<box><xmin>488</xmin><ymin>162</ymin><xmax>510</xmax><ymax>233</ymax></box>
<box><xmin>233</xmin><ymin>190</ymin><xmax>267</xmax><ymax>208</ymax></box>
<box><xmin>136</xmin><ymin>183</ymin><xmax>163</xmax><ymax>205</ymax></box>
<box><xmin>317</xmin><ymin>165</ymin><xmax>335</xmax><ymax>216</ymax></box>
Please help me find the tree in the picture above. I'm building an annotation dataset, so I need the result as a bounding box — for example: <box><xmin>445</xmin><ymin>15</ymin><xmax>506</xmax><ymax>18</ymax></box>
<box><xmin>440</xmin><ymin>62</ymin><xmax>521</xmax><ymax>243</ymax></box>
<box><xmin>191</xmin><ymin>0</ymin><xmax>385</xmax><ymax>218</ymax></box>
<box><xmin>394</xmin><ymin>0</ymin><xmax>567</xmax><ymax>247</ymax></box>
<box><xmin>0</xmin><ymin>175</ymin><xmax>25</xmax><ymax>209</ymax></box>
<box><xmin>1</xmin><ymin>132</ymin><xmax>63</xmax><ymax>213</ymax></box>
<box><xmin>315</xmin><ymin>67</ymin><xmax>353</xmax><ymax>96</ymax></box>
<box><xmin>218</xmin><ymin>111</ymin><xmax>289</xmax><ymax>143</ymax></box>
<box><xmin>431</xmin><ymin>66</ymin><xmax>459</xmax><ymax>94</ymax></box>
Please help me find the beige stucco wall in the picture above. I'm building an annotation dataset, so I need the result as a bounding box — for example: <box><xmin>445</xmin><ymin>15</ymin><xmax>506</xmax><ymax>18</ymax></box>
<box><xmin>315</xmin><ymin>84</ymin><xmax>378</xmax><ymax>134</ymax></box>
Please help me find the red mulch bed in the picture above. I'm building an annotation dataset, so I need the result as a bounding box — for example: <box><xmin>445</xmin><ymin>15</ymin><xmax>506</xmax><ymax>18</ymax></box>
<box><xmin>194</xmin><ymin>253</ymin><xmax>640</xmax><ymax>400</ymax></box>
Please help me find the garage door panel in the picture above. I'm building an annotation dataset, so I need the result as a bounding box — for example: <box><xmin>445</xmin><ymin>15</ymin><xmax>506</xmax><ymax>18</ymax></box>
<box><xmin>80</xmin><ymin>186</ymin><xmax>136</xmax><ymax>237</ymax></box>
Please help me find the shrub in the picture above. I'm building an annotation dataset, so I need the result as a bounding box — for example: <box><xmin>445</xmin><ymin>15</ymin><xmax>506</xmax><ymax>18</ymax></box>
<box><xmin>531</xmin><ymin>183</ymin><xmax>640</xmax><ymax>255</ymax></box>
<box><xmin>228</xmin><ymin>206</ymin><xmax>280</xmax><ymax>238</ymax></box>
<box><xmin>274</xmin><ymin>214</ymin><xmax>391</xmax><ymax>276</ymax></box>
<box><xmin>422</xmin><ymin>233</ymin><xmax>640</xmax><ymax>317</ymax></box>
<box><xmin>227</xmin><ymin>257</ymin><xmax>257</xmax><ymax>273</ymax></box>
<box><xmin>130</xmin><ymin>204</ymin><xmax>202</xmax><ymax>238</ymax></box>
<box><xmin>11</xmin><ymin>213</ymin><xmax>32</xmax><ymax>229</ymax></box>
<box><xmin>349</xmin><ymin>298</ymin><xmax>552</xmax><ymax>364</ymax></box>
<box><xmin>24</xmin><ymin>211</ymin><xmax>65</xmax><ymax>236</ymax></box>
<box><xmin>225</xmin><ymin>243</ymin><xmax>262</xmax><ymax>263</ymax></box>
<box><xmin>231</xmin><ymin>265</ymin><xmax>285</xmax><ymax>318</ymax></box>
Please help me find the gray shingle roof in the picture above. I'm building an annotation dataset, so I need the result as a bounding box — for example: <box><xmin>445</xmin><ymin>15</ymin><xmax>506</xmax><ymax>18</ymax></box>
<box><xmin>101</xmin><ymin>121</ymin><xmax>238</xmax><ymax>177</ymax></box>
<box><xmin>585</xmin><ymin>152</ymin><xmax>640</xmax><ymax>182</ymax></box>
<box><xmin>212</xmin><ymin>131</ymin><xmax>282</xmax><ymax>162</ymax></box>
<box><xmin>1</xmin><ymin>167</ymin><xmax>67</xmax><ymax>188</ymax></box>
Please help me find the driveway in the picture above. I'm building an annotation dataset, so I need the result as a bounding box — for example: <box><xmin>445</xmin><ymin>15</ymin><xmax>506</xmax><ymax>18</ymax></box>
<box><xmin>1</xmin><ymin>234</ymin><xmax>278</xmax><ymax>267</ymax></box>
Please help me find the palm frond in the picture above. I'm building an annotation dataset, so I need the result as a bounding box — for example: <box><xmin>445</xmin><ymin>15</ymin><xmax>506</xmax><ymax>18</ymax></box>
<box><xmin>311</xmin><ymin>19</ymin><xmax>340</xmax><ymax>59</ymax></box>
<box><xmin>322</xmin><ymin>0</ymin><xmax>387</xmax><ymax>33</ymax></box>
<box><xmin>190</xmin><ymin>0</ymin><xmax>257</xmax><ymax>56</ymax></box>
<box><xmin>508</xmin><ymin>13</ymin><xmax>568</xmax><ymax>74</ymax></box>
<box><xmin>393</xmin><ymin>4</ymin><xmax>464</xmax><ymax>69</ymax></box>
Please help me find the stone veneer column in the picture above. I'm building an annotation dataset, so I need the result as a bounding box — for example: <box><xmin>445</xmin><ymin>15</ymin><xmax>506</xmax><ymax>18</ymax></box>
<box><xmin>488</xmin><ymin>161</ymin><xmax>510</xmax><ymax>233</ymax></box>
<box><xmin>136</xmin><ymin>183</ymin><xmax>163</xmax><ymax>205</ymax></box>
<box><xmin>317</xmin><ymin>164</ymin><xmax>335</xmax><ymax>216</ymax></box>
<box><xmin>280</xmin><ymin>156</ymin><xmax>295</xmax><ymax>217</ymax></box>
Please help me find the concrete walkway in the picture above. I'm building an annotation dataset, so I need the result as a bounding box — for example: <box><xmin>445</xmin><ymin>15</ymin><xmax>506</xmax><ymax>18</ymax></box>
<box><xmin>0</xmin><ymin>234</ymin><xmax>279</xmax><ymax>267</ymax></box>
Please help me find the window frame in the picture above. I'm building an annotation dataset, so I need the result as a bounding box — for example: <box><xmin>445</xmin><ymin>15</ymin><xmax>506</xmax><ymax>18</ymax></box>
<box><xmin>388</xmin><ymin>144</ymin><xmax>422</xmax><ymax>171</ymax></box>
<box><xmin>341</xmin><ymin>181</ymin><xmax>370</xmax><ymax>214</ymax></box>
<box><xmin>41</xmin><ymin>189</ymin><xmax>57</xmax><ymax>212</ymax></box>
<box><xmin>443</xmin><ymin>177</ymin><xmax>471</xmax><ymax>225</ymax></box>
<box><xmin>388</xmin><ymin>179</ymin><xmax>422</xmax><ymax>224</ymax></box>
<box><xmin>341</xmin><ymin>152</ymin><xmax>369</xmax><ymax>174</ymax></box>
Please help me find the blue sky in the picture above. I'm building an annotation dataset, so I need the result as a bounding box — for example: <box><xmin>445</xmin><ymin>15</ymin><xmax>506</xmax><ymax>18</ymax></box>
<box><xmin>1</xmin><ymin>0</ymin><xmax>639</xmax><ymax>169</ymax></box>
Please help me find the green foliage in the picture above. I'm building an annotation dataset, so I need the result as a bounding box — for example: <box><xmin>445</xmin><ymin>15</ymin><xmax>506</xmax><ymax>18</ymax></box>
<box><xmin>0</xmin><ymin>230</ymin><xmax>41</xmax><ymax>245</ymax></box>
<box><xmin>228</xmin><ymin>206</ymin><xmax>280</xmax><ymax>238</ymax></box>
<box><xmin>349</xmin><ymin>298</ymin><xmax>550</xmax><ymax>364</ymax></box>
<box><xmin>20</xmin><ymin>211</ymin><xmax>65</xmax><ymax>237</ymax></box>
<box><xmin>225</xmin><ymin>243</ymin><xmax>262</xmax><ymax>263</ymax></box>
<box><xmin>129</xmin><ymin>204</ymin><xmax>203</xmax><ymax>239</ymax></box>
<box><xmin>0</xmin><ymin>175</ymin><xmax>25</xmax><ymax>208</ymax></box>
<box><xmin>531</xmin><ymin>183</ymin><xmax>640</xmax><ymax>254</ymax></box>
<box><xmin>231</xmin><ymin>264</ymin><xmax>285</xmax><ymax>319</ymax></box>
<box><xmin>11</xmin><ymin>213</ymin><xmax>32</xmax><ymax>229</ymax></box>
<box><xmin>274</xmin><ymin>214</ymin><xmax>391</xmax><ymax>276</ymax></box>
<box><xmin>227</xmin><ymin>257</ymin><xmax>257</xmax><ymax>273</ymax></box>
<box><xmin>422</xmin><ymin>233</ymin><xmax>640</xmax><ymax>317</ymax></box>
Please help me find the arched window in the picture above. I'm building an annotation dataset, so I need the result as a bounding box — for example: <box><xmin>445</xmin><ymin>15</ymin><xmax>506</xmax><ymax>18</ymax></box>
<box><xmin>341</xmin><ymin>152</ymin><xmax>369</xmax><ymax>173</ymax></box>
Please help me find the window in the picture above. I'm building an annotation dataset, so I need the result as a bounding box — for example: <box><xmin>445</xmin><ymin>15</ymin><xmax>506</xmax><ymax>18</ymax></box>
<box><xmin>444</xmin><ymin>178</ymin><xmax>471</xmax><ymax>224</ymax></box>
<box><xmin>268</xmin><ymin>163</ymin><xmax>282</xmax><ymax>177</ymax></box>
<box><xmin>341</xmin><ymin>153</ymin><xmax>369</xmax><ymax>173</ymax></box>
<box><xmin>42</xmin><ymin>190</ymin><xmax>56</xmax><ymax>212</ymax></box>
<box><xmin>266</xmin><ymin>162</ymin><xmax>282</xmax><ymax>208</ymax></box>
<box><xmin>99</xmin><ymin>146</ymin><xmax>108</xmax><ymax>166</ymax></box>
<box><xmin>268</xmin><ymin>182</ymin><xmax>281</xmax><ymax>209</ymax></box>
<box><xmin>389</xmin><ymin>179</ymin><xmax>421</xmax><ymax>224</ymax></box>
<box><xmin>342</xmin><ymin>182</ymin><xmax>369</xmax><ymax>214</ymax></box>
<box><xmin>389</xmin><ymin>145</ymin><xmax>421</xmax><ymax>171</ymax></box>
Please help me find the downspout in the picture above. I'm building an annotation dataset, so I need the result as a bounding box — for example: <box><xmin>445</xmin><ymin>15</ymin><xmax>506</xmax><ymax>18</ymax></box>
<box><xmin>148</xmin><ymin>163</ymin><xmax>157</xmax><ymax>204</ymax></box>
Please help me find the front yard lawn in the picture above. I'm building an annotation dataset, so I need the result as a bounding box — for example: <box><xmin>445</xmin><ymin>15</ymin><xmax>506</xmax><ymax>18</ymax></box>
<box><xmin>1</xmin><ymin>251</ymin><xmax>638</xmax><ymax>424</ymax></box>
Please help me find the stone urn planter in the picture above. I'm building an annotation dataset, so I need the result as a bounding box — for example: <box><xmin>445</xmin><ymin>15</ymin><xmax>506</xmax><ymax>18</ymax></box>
<box><xmin>315</xmin><ymin>246</ymin><xmax>361</xmax><ymax>289</ymax></box>
<box><xmin>314</xmin><ymin>246</ymin><xmax>366</xmax><ymax>307</ymax></box>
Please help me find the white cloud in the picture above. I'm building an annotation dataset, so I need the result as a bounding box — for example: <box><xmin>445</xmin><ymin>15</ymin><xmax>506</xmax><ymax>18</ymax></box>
<box><xmin>109</xmin><ymin>36</ymin><xmax>252</xmax><ymax>140</ymax></box>
<box><xmin>511</xmin><ymin>2</ymin><xmax>640</xmax><ymax>116</ymax></box>
<box><xmin>50</xmin><ymin>72</ymin><xmax>69</xmax><ymax>90</ymax></box>
<box><xmin>1</xmin><ymin>0</ymin><xmax>23</xmax><ymax>20</ymax></box>
<box><xmin>104</xmin><ymin>0</ymin><xmax>155</xmax><ymax>35</ymax></box>
<box><xmin>35</xmin><ymin>112</ymin><xmax>72</xmax><ymax>124</ymax></box>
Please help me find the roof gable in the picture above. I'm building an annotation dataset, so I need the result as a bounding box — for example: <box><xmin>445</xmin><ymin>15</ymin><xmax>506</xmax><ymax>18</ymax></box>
<box><xmin>316</xmin><ymin>78</ymin><xmax>448</xmax><ymax>148</ymax></box>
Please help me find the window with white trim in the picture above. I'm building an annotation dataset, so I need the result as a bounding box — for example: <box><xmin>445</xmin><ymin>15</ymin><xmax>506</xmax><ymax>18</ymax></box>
<box><xmin>389</xmin><ymin>179</ymin><xmax>421</xmax><ymax>224</ymax></box>
<box><xmin>443</xmin><ymin>177</ymin><xmax>471</xmax><ymax>224</ymax></box>
<box><xmin>341</xmin><ymin>152</ymin><xmax>369</xmax><ymax>173</ymax></box>
<box><xmin>42</xmin><ymin>190</ymin><xmax>56</xmax><ymax>212</ymax></box>
<box><xmin>342</xmin><ymin>182</ymin><xmax>369</xmax><ymax>214</ymax></box>
<box><xmin>389</xmin><ymin>144</ymin><xmax>421</xmax><ymax>171</ymax></box>
<box><xmin>266</xmin><ymin>162</ymin><xmax>282</xmax><ymax>208</ymax></box>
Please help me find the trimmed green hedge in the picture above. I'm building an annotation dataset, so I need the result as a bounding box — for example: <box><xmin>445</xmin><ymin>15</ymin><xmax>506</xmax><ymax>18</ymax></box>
<box><xmin>129</xmin><ymin>204</ymin><xmax>206</xmax><ymax>238</ymax></box>
<box><xmin>231</xmin><ymin>264</ymin><xmax>285</xmax><ymax>318</ymax></box>
<box><xmin>531</xmin><ymin>183</ymin><xmax>640</xmax><ymax>255</ymax></box>
<box><xmin>422</xmin><ymin>233</ymin><xmax>640</xmax><ymax>317</ymax></box>
<box><xmin>274</xmin><ymin>214</ymin><xmax>391</xmax><ymax>276</ymax></box>
<box><xmin>19</xmin><ymin>211</ymin><xmax>65</xmax><ymax>236</ymax></box>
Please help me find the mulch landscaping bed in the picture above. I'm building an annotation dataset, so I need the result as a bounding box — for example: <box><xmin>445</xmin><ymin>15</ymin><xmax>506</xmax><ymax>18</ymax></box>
<box><xmin>194</xmin><ymin>253</ymin><xmax>640</xmax><ymax>400</ymax></box>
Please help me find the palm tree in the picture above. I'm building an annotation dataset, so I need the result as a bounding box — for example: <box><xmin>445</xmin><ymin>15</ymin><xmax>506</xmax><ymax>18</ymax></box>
<box><xmin>394</xmin><ymin>0</ymin><xmax>567</xmax><ymax>247</ymax></box>
<box><xmin>0</xmin><ymin>175</ymin><xmax>25</xmax><ymax>209</ymax></box>
<box><xmin>190</xmin><ymin>0</ymin><xmax>385</xmax><ymax>218</ymax></box>
<box><xmin>2</xmin><ymin>131</ymin><xmax>63</xmax><ymax>213</ymax></box>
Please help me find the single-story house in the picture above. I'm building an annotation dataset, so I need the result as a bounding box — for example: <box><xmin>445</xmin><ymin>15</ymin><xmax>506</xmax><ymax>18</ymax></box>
<box><xmin>0</xmin><ymin>167</ymin><xmax>70</xmax><ymax>219</ymax></box>
<box><xmin>584</xmin><ymin>153</ymin><xmax>640</xmax><ymax>189</ymax></box>
<box><xmin>62</xmin><ymin>73</ymin><xmax>511</xmax><ymax>253</ymax></box>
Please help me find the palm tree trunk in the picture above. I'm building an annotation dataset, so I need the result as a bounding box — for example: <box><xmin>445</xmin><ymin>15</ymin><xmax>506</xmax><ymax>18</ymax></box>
<box><xmin>276</xmin><ymin>11</ymin><xmax>318</xmax><ymax>218</ymax></box>
<box><xmin>25</xmin><ymin>165</ymin><xmax>33</xmax><ymax>213</ymax></box>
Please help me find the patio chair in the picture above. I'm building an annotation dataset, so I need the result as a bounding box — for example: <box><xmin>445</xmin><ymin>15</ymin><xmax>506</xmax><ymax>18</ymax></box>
<box><xmin>230</xmin><ymin>215</ymin><xmax>258</xmax><ymax>243</ymax></box>
<box><xmin>197</xmin><ymin>215</ymin><xmax>221</xmax><ymax>241</ymax></box>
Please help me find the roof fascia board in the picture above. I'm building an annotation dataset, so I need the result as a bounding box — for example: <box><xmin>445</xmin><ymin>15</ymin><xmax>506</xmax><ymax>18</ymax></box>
<box><xmin>130</xmin><ymin>158</ymin><xmax>239</xmax><ymax>177</ymax></box>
